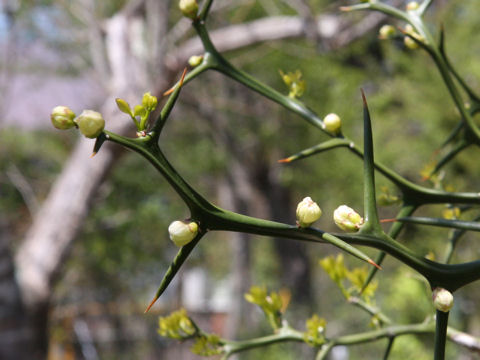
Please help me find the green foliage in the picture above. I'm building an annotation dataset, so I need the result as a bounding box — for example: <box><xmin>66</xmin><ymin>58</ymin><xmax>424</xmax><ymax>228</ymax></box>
<box><xmin>279</xmin><ymin>70</ymin><xmax>306</xmax><ymax>99</ymax></box>
<box><xmin>319</xmin><ymin>254</ymin><xmax>378</xmax><ymax>302</ymax></box>
<box><xmin>191</xmin><ymin>334</ymin><xmax>223</xmax><ymax>357</ymax></box>
<box><xmin>115</xmin><ymin>92</ymin><xmax>158</xmax><ymax>132</ymax></box>
<box><xmin>158</xmin><ymin>308</ymin><xmax>196</xmax><ymax>339</ymax></box>
<box><xmin>244</xmin><ymin>286</ymin><xmax>284</xmax><ymax>330</ymax></box>
<box><xmin>303</xmin><ymin>314</ymin><xmax>327</xmax><ymax>347</ymax></box>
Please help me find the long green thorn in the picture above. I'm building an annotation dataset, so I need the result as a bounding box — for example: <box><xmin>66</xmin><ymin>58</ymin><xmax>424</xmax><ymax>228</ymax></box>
<box><xmin>145</xmin><ymin>234</ymin><xmax>202</xmax><ymax>313</ymax></box>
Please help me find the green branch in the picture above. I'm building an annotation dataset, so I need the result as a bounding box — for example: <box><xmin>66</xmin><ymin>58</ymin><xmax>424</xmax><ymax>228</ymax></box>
<box><xmin>434</xmin><ymin>311</ymin><xmax>449</xmax><ymax>360</ymax></box>
<box><xmin>396</xmin><ymin>216</ymin><xmax>480</xmax><ymax>232</ymax></box>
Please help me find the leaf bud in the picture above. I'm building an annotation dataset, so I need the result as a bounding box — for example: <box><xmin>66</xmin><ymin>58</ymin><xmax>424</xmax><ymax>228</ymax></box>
<box><xmin>115</xmin><ymin>98</ymin><xmax>132</xmax><ymax>116</ymax></box>
<box><xmin>379</xmin><ymin>25</ymin><xmax>396</xmax><ymax>40</ymax></box>
<box><xmin>74</xmin><ymin>110</ymin><xmax>105</xmax><ymax>139</ymax></box>
<box><xmin>432</xmin><ymin>288</ymin><xmax>454</xmax><ymax>312</ymax></box>
<box><xmin>296</xmin><ymin>197</ymin><xmax>322</xmax><ymax>228</ymax></box>
<box><xmin>406</xmin><ymin>1</ymin><xmax>419</xmax><ymax>11</ymax></box>
<box><xmin>51</xmin><ymin>106</ymin><xmax>76</xmax><ymax>130</ymax></box>
<box><xmin>323</xmin><ymin>113</ymin><xmax>341</xmax><ymax>134</ymax></box>
<box><xmin>179</xmin><ymin>0</ymin><xmax>198</xmax><ymax>19</ymax></box>
<box><xmin>168</xmin><ymin>220</ymin><xmax>198</xmax><ymax>247</ymax></box>
<box><xmin>133</xmin><ymin>105</ymin><xmax>146</xmax><ymax>117</ymax></box>
<box><xmin>333</xmin><ymin>205</ymin><xmax>364</xmax><ymax>232</ymax></box>
<box><xmin>142</xmin><ymin>92</ymin><xmax>158</xmax><ymax>111</ymax></box>
<box><xmin>188</xmin><ymin>55</ymin><xmax>204</xmax><ymax>67</ymax></box>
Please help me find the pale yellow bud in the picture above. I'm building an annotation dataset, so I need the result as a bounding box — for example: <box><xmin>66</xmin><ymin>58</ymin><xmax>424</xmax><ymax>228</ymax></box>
<box><xmin>51</xmin><ymin>106</ymin><xmax>76</xmax><ymax>130</ymax></box>
<box><xmin>404</xmin><ymin>24</ymin><xmax>423</xmax><ymax>49</ymax></box>
<box><xmin>168</xmin><ymin>220</ymin><xmax>198</xmax><ymax>247</ymax></box>
<box><xmin>296</xmin><ymin>197</ymin><xmax>322</xmax><ymax>228</ymax></box>
<box><xmin>432</xmin><ymin>288</ymin><xmax>454</xmax><ymax>312</ymax></box>
<box><xmin>323</xmin><ymin>113</ymin><xmax>341</xmax><ymax>134</ymax></box>
<box><xmin>404</xmin><ymin>36</ymin><xmax>419</xmax><ymax>50</ymax></box>
<box><xmin>74</xmin><ymin>110</ymin><xmax>105</xmax><ymax>139</ymax></box>
<box><xmin>188</xmin><ymin>55</ymin><xmax>204</xmax><ymax>67</ymax></box>
<box><xmin>333</xmin><ymin>205</ymin><xmax>364</xmax><ymax>232</ymax></box>
<box><xmin>179</xmin><ymin>0</ymin><xmax>198</xmax><ymax>19</ymax></box>
<box><xmin>379</xmin><ymin>25</ymin><xmax>396</xmax><ymax>40</ymax></box>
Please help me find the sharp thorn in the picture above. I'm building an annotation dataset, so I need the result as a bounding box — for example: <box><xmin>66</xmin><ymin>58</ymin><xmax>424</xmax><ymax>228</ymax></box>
<box><xmin>380</xmin><ymin>218</ymin><xmax>397</xmax><ymax>223</ymax></box>
<box><xmin>144</xmin><ymin>296</ymin><xmax>158</xmax><ymax>313</ymax></box>
<box><xmin>368</xmin><ymin>258</ymin><xmax>382</xmax><ymax>270</ymax></box>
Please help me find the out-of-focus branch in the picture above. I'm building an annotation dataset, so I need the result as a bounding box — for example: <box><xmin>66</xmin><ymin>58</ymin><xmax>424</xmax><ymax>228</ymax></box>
<box><xmin>74</xmin><ymin>0</ymin><xmax>111</xmax><ymax>87</ymax></box>
<box><xmin>166</xmin><ymin>11</ymin><xmax>389</xmax><ymax>70</ymax></box>
<box><xmin>5</xmin><ymin>165</ymin><xmax>39</xmax><ymax>217</ymax></box>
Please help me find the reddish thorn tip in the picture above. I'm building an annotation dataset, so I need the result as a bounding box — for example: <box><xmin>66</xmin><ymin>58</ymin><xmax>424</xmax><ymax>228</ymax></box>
<box><xmin>368</xmin><ymin>259</ymin><xmax>382</xmax><ymax>270</ymax></box>
<box><xmin>278</xmin><ymin>158</ymin><xmax>291</xmax><ymax>163</ymax></box>
<box><xmin>144</xmin><ymin>297</ymin><xmax>158</xmax><ymax>313</ymax></box>
<box><xmin>90</xmin><ymin>152</ymin><xmax>97</xmax><ymax>158</ymax></box>
<box><xmin>380</xmin><ymin>218</ymin><xmax>396</xmax><ymax>223</ymax></box>
<box><xmin>163</xmin><ymin>87</ymin><xmax>174</xmax><ymax>96</ymax></box>
<box><xmin>163</xmin><ymin>69</ymin><xmax>188</xmax><ymax>96</ymax></box>
<box><xmin>360</xmin><ymin>88</ymin><xmax>368</xmax><ymax>106</ymax></box>
<box><xmin>179</xmin><ymin>68</ymin><xmax>187</xmax><ymax>86</ymax></box>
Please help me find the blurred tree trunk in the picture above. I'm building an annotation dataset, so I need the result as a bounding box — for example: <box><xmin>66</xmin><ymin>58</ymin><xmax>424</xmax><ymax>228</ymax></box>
<box><xmin>0</xmin><ymin>1</ymin><xmax>392</xmax><ymax>356</ymax></box>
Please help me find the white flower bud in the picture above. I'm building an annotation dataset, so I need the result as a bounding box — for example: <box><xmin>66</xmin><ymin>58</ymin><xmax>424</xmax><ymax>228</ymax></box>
<box><xmin>168</xmin><ymin>220</ymin><xmax>198</xmax><ymax>247</ymax></box>
<box><xmin>51</xmin><ymin>106</ymin><xmax>76</xmax><ymax>130</ymax></box>
<box><xmin>333</xmin><ymin>205</ymin><xmax>364</xmax><ymax>232</ymax></box>
<box><xmin>74</xmin><ymin>110</ymin><xmax>105</xmax><ymax>139</ymax></box>
<box><xmin>323</xmin><ymin>113</ymin><xmax>341</xmax><ymax>134</ymax></box>
<box><xmin>296</xmin><ymin>197</ymin><xmax>322</xmax><ymax>228</ymax></box>
<box><xmin>179</xmin><ymin>0</ymin><xmax>198</xmax><ymax>19</ymax></box>
<box><xmin>406</xmin><ymin>1</ymin><xmax>419</xmax><ymax>11</ymax></box>
<box><xmin>432</xmin><ymin>288</ymin><xmax>454</xmax><ymax>313</ymax></box>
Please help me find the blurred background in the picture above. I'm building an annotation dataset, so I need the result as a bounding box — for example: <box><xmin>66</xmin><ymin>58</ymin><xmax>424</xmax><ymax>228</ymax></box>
<box><xmin>2</xmin><ymin>0</ymin><xmax>480</xmax><ymax>359</ymax></box>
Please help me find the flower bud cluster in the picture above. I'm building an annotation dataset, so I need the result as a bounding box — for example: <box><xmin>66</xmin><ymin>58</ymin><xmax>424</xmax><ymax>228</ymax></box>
<box><xmin>115</xmin><ymin>92</ymin><xmax>158</xmax><ymax>134</ymax></box>
<box><xmin>50</xmin><ymin>106</ymin><xmax>105</xmax><ymax>139</ymax></box>
<box><xmin>279</xmin><ymin>70</ymin><xmax>306</xmax><ymax>99</ymax></box>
